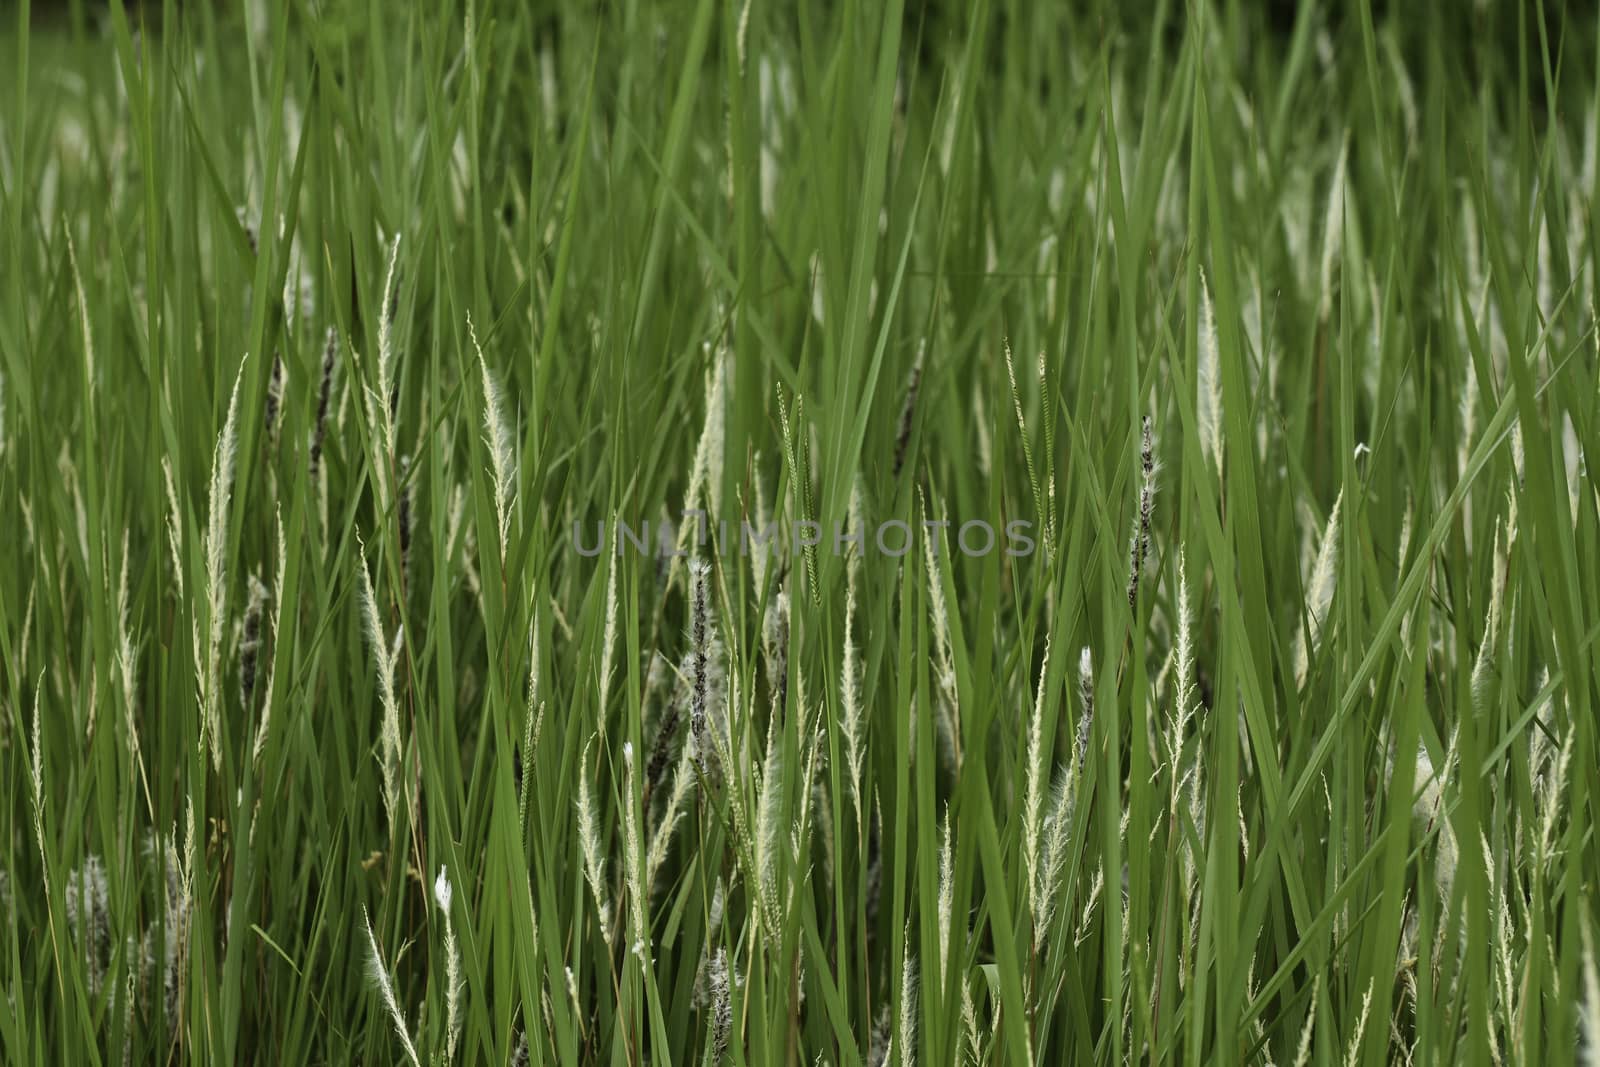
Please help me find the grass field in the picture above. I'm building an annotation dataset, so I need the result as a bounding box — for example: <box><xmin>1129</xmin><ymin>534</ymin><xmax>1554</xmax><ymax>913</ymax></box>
<box><xmin>3</xmin><ymin>0</ymin><xmax>1600</xmax><ymax>1063</ymax></box>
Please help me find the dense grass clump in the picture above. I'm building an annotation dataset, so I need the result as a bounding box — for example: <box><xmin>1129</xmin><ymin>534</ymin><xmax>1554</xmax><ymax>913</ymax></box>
<box><xmin>2</xmin><ymin>1</ymin><xmax>1599</xmax><ymax>1063</ymax></box>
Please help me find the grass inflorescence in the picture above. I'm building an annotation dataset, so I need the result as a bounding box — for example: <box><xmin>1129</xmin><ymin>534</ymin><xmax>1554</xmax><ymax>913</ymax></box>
<box><xmin>1</xmin><ymin>3</ymin><xmax>1598</xmax><ymax>1064</ymax></box>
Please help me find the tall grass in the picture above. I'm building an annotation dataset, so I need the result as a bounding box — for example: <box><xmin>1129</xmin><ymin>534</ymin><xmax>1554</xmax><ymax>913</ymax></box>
<box><xmin>1</xmin><ymin>1</ymin><xmax>1598</xmax><ymax>1063</ymax></box>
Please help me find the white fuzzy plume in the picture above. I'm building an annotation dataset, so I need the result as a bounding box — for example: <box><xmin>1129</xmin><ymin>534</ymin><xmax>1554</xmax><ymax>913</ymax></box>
<box><xmin>468</xmin><ymin>313</ymin><xmax>516</xmax><ymax>566</ymax></box>
<box><xmin>1023</xmin><ymin>632</ymin><xmax>1051</xmax><ymax>927</ymax></box>
<box><xmin>435</xmin><ymin>866</ymin><xmax>463</xmax><ymax>1062</ymax></box>
<box><xmin>1197</xmin><ymin>268</ymin><xmax>1224</xmax><ymax>475</ymax></box>
<box><xmin>1294</xmin><ymin>490</ymin><xmax>1342</xmax><ymax>686</ymax></box>
<box><xmin>196</xmin><ymin>358</ymin><xmax>247</xmax><ymax>769</ymax></box>
<box><xmin>362</xmin><ymin>907</ymin><xmax>422</xmax><ymax>1066</ymax></box>
<box><xmin>356</xmin><ymin>535</ymin><xmax>405</xmax><ymax>829</ymax></box>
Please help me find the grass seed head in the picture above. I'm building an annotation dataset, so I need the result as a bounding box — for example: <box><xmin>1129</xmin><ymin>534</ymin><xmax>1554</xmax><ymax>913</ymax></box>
<box><xmin>309</xmin><ymin>326</ymin><xmax>338</xmax><ymax>477</ymax></box>
<box><xmin>1197</xmin><ymin>269</ymin><xmax>1224</xmax><ymax>474</ymax></box>
<box><xmin>361</xmin><ymin>906</ymin><xmax>421</xmax><ymax>1067</ymax></box>
<box><xmin>238</xmin><ymin>573</ymin><xmax>268</xmax><ymax>711</ymax></box>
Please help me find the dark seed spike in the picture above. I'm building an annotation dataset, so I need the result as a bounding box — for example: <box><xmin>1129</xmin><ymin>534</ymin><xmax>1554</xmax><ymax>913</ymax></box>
<box><xmin>1127</xmin><ymin>415</ymin><xmax>1155</xmax><ymax>611</ymax></box>
<box><xmin>645</xmin><ymin>697</ymin><xmax>683</xmax><ymax>797</ymax></box>
<box><xmin>892</xmin><ymin>343</ymin><xmax>925</xmax><ymax>478</ymax></box>
<box><xmin>309</xmin><ymin>327</ymin><xmax>337</xmax><ymax>476</ymax></box>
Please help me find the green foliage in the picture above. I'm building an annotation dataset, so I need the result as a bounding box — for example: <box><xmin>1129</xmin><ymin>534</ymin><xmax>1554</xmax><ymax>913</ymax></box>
<box><xmin>1</xmin><ymin>1</ymin><xmax>1598</xmax><ymax>1063</ymax></box>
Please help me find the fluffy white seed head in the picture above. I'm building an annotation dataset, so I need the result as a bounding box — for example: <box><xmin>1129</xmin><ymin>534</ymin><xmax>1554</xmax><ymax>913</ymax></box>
<box><xmin>362</xmin><ymin>906</ymin><xmax>422</xmax><ymax>1067</ymax></box>
<box><xmin>937</xmin><ymin>812</ymin><xmax>954</xmax><ymax>984</ymax></box>
<box><xmin>1294</xmin><ymin>490</ymin><xmax>1342</xmax><ymax>686</ymax></box>
<box><xmin>841</xmin><ymin>553</ymin><xmax>865</xmax><ymax>827</ymax></box>
<box><xmin>1023</xmin><ymin>633</ymin><xmax>1051</xmax><ymax>925</ymax></box>
<box><xmin>597</xmin><ymin>549</ymin><xmax>619</xmax><ymax>735</ymax></box>
<box><xmin>1291</xmin><ymin>976</ymin><xmax>1320</xmax><ymax>1067</ymax></box>
<box><xmin>620</xmin><ymin>741</ymin><xmax>648</xmax><ymax>959</ymax></box>
<box><xmin>1197</xmin><ymin>269</ymin><xmax>1224</xmax><ymax>475</ymax></box>
<box><xmin>162</xmin><ymin>457</ymin><xmax>184</xmax><ymax>599</ymax></box>
<box><xmin>576</xmin><ymin>748</ymin><xmax>613</xmax><ymax>941</ymax></box>
<box><xmin>199</xmin><ymin>357</ymin><xmax>247</xmax><ymax>769</ymax></box>
<box><xmin>434</xmin><ymin>865</ymin><xmax>453</xmax><ymax>913</ymax></box>
<box><xmin>356</xmin><ymin>535</ymin><xmax>404</xmax><ymax>827</ymax></box>
<box><xmin>376</xmin><ymin>232</ymin><xmax>402</xmax><ymax>453</ymax></box>
<box><xmin>469</xmin><ymin>313</ymin><xmax>516</xmax><ymax>566</ymax></box>
<box><xmin>1343</xmin><ymin>978</ymin><xmax>1373</xmax><ymax>1067</ymax></box>
<box><xmin>898</xmin><ymin>929</ymin><xmax>919</xmax><ymax>1066</ymax></box>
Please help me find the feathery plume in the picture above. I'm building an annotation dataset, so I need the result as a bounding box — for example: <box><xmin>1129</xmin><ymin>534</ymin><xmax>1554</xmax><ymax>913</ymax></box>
<box><xmin>362</xmin><ymin>906</ymin><xmax>422</xmax><ymax>1067</ymax></box>
<box><xmin>65</xmin><ymin>854</ymin><xmax>111</xmax><ymax>997</ymax></box>
<box><xmin>961</xmin><ymin>978</ymin><xmax>982</xmax><ymax>1065</ymax></box>
<box><xmin>198</xmin><ymin>358</ymin><xmax>247</xmax><ymax>768</ymax></box>
<box><xmin>1197</xmin><ymin>269</ymin><xmax>1224</xmax><ymax>475</ymax></box>
<box><xmin>1173</xmin><ymin>552</ymin><xmax>1195</xmax><ymax>735</ymax></box>
<box><xmin>937</xmin><ymin>812</ymin><xmax>955</xmax><ymax>984</ymax></box>
<box><xmin>162</xmin><ymin>457</ymin><xmax>185</xmax><ymax>599</ymax></box>
<box><xmin>434</xmin><ymin>866</ymin><xmax>463</xmax><ymax>1062</ymax></box>
<box><xmin>597</xmin><ymin>548</ymin><xmax>619</xmax><ymax>735</ymax></box>
<box><xmin>841</xmin><ymin>482</ymin><xmax>866</xmax><ymax>825</ymax></box>
<box><xmin>1023</xmin><ymin>633</ymin><xmax>1051</xmax><ymax>924</ymax></box>
<box><xmin>1036</xmin><ymin>769</ymin><xmax>1076</xmax><ymax>949</ymax></box>
<box><xmin>621</xmin><ymin>742</ymin><xmax>648</xmax><ymax>960</ymax></box>
<box><xmin>1291</xmin><ymin>976</ymin><xmax>1320</xmax><ymax>1067</ymax></box>
<box><xmin>921</xmin><ymin>497</ymin><xmax>960</xmax><ymax>770</ymax></box>
<box><xmin>356</xmin><ymin>535</ymin><xmax>405</xmax><ymax>828</ymax></box>
<box><xmin>576</xmin><ymin>747</ymin><xmax>613</xmax><ymax>940</ymax></box>
<box><xmin>29</xmin><ymin>681</ymin><xmax>48</xmax><ymax>892</ymax></box>
<box><xmin>1294</xmin><ymin>490</ymin><xmax>1342</xmax><ymax>687</ymax></box>
<box><xmin>365</xmin><ymin>234</ymin><xmax>403</xmax><ymax>513</ymax></box>
<box><xmin>115</xmin><ymin>535</ymin><xmax>145</xmax><ymax>792</ymax></box>
<box><xmin>1075</xmin><ymin>647</ymin><xmax>1095</xmax><ymax>773</ymax></box>
<box><xmin>1344</xmin><ymin>979</ymin><xmax>1373</xmax><ymax>1067</ymax></box>
<box><xmin>840</xmin><ymin>572</ymin><xmax>865</xmax><ymax>816</ymax></box>
<box><xmin>754</xmin><ymin>717</ymin><xmax>785</xmax><ymax>940</ymax></box>
<box><xmin>469</xmin><ymin>313</ymin><xmax>516</xmax><ymax>566</ymax></box>
<box><xmin>899</xmin><ymin>926</ymin><xmax>919</xmax><ymax>1067</ymax></box>
<box><xmin>376</xmin><ymin>233</ymin><xmax>402</xmax><ymax>451</ymax></box>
